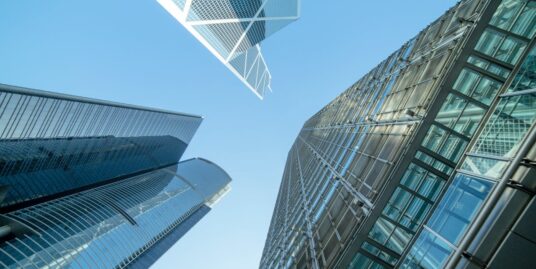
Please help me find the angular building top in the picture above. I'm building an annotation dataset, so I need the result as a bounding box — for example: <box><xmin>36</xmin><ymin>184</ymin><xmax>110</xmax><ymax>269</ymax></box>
<box><xmin>0</xmin><ymin>83</ymin><xmax>232</xmax><ymax>268</ymax></box>
<box><xmin>158</xmin><ymin>0</ymin><xmax>300</xmax><ymax>99</ymax></box>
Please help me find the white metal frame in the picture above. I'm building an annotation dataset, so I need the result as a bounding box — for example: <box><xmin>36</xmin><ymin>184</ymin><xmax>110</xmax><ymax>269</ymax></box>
<box><xmin>157</xmin><ymin>0</ymin><xmax>299</xmax><ymax>99</ymax></box>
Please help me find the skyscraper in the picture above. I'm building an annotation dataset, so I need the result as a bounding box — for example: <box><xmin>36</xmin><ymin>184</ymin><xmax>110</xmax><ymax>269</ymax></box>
<box><xmin>260</xmin><ymin>0</ymin><xmax>536</xmax><ymax>268</ymax></box>
<box><xmin>157</xmin><ymin>0</ymin><xmax>300</xmax><ymax>99</ymax></box>
<box><xmin>0</xmin><ymin>83</ymin><xmax>232</xmax><ymax>268</ymax></box>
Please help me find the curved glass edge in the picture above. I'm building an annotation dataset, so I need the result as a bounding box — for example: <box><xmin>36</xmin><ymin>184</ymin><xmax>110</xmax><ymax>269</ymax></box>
<box><xmin>174</xmin><ymin>158</ymin><xmax>232</xmax><ymax>207</ymax></box>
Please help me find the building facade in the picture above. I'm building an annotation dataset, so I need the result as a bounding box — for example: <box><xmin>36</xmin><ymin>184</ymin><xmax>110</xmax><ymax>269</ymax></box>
<box><xmin>260</xmin><ymin>0</ymin><xmax>536</xmax><ymax>268</ymax></box>
<box><xmin>157</xmin><ymin>0</ymin><xmax>300</xmax><ymax>99</ymax></box>
<box><xmin>0</xmin><ymin>83</ymin><xmax>232</xmax><ymax>268</ymax></box>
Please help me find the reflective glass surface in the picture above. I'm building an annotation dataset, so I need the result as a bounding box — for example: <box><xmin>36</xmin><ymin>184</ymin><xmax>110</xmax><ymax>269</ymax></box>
<box><xmin>0</xmin><ymin>85</ymin><xmax>200</xmax><ymax>142</ymax></box>
<box><xmin>472</xmin><ymin>92</ymin><xmax>536</xmax><ymax>158</ymax></box>
<box><xmin>0</xmin><ymin>160</ymin><xmax>231</xmax><ymax>268</ymax></box>
<box><xmin>401</xmin><ymin>174</ymin><xmax>494</xmax><ymax>269</ymax></box>
<box><xmin>401</xmin><ymin>229</ymin><xmax>453</xmax><ymax>269</ymax></box>
<box><xmin>453</xmin><ymin>68</ymin><xmax>503</xmax><ymax>105</ymax></box>
<box><xmin>509</xmin><ymin>45</ymin><xmax>536</xmax><ymax>92</ymax></box>
<box><xmin>427</xmin><ymin>174</ymin><xmax>494</xmax><ymax>245</ymax></box>
<box><xmin>0</xmin><ymin>135</ymin><xmax>186</xmax><ymax>208</ymax></box>
<box><xmin>490</xmin><ymin>0</ymin><xmax>536</xmax><ymax>38</ymax></box>
<box><xmin>0</xmin><ymin>84</ymin><xmax>201</xmax><ymax>209</ymax></box>
<box><xmin>475</xmin><ymin>28</ymin><xmax>527</xmax><ymax>65</ymax></box>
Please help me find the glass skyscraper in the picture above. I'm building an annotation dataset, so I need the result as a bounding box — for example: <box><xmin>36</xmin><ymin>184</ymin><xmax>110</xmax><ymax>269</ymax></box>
<box><xmin>0</xmin><ymin>83</ymin><xmax>232</xmax><ymax>268</ymax></box>
<box><xmin>260</xmin><ymin>0</ymin><xmax>536</xmax><ymax>268</ymax></box>
<box><xmin>157</xmin><ymin>0</ymin><xmax>300</xmax><ymax>99</ymax></box>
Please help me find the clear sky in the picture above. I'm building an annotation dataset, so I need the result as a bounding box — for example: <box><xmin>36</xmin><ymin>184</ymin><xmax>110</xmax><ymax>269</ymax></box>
<box><xmin>0</xmin><ymin>1</ymin><xmax>457</xmax><ymax>268</ymax></box>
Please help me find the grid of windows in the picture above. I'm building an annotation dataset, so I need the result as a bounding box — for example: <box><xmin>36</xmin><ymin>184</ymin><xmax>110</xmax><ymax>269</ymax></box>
<box><xmin>401</xmin><ymin>0</ymin><xmax>536</xmax><ymax>268</ymax></box>
<box><xmin>260</xmin><ymin>0</ymin><xmax>488</xmax><ymax>268</ymax></box>
<box><xmin>262</xmin><ymin>0</ymin><xmax>536</xmax><ymax>268</ymax></box>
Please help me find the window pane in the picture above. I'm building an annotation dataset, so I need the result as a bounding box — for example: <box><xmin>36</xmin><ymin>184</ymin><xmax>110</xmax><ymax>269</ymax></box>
<box><xmin>473</xmin><ymin>93</ymin><xmax>536</xmax><ymax>158</ymax></box>
<box><xmin>490</xmin><ymin>0</ymin><xmax>524</xmax><ymax>31</ymax></box>
<box><xmin>511</xmin><ymin>1</ymin><xmax>536</xmax><ymax>38</ymax></box>
<box><xmin>475</xmin><ymin>29</ymin><xmax>505</xmax><ymax>57</ymax></box>
<box><xmin>428</xmin><ymin>174</ymin><xmax>494</xmax><ymax>245</ymax></box>
<box><xmin>422</xmin><ymin>125</ymin><xmax>447</xmax><ymax>152</ymax></box>
<box><xmin>467</xmin><ymin>55</ymin><xmax>510</xmax><ymax>79</ymax></box>
<box><xmin>495</xmin><ymin>35</ymin><xmax>527</xmax><ymax>64</ymax></box>
<box><xmin>438</xmin><ymin>134</ymin><xmax>467</xmax><ymax>162</ymax></box>
<box><xmin>471</xmin><ymin>76</ymin><xmax>502</xmax><ymax>105</ymax></box>
<box><xmin>453</xmin><ymin>69</ymin><xmax>480</xmax><ymax>95</ymax></box>
<box><xmin>400</xmin><ymin>163</ymin><xmax>426</xmax><ymax>191</ymax></box>
<box><xmin>475</xmin><ymin>28</ymin><xmax>527</xmax><ymax>65</ymax></box>
<box><xmin>436</xmin><ymin>94</ymin><xmax>467</xmax><ymax>129</ymax></box>
<box><xmin>454</xmin><ymin>102</ymin><xmax>485</xmax><ymax>136</ymax></box>
<box><xmin>509</xmin><ymin>45</ymin><xmax>536</xmax><ymax>92</ymax></box>
<box><xmin>461</xmin><ymin>156</ymin><xmax>509</xmax><ymax>179</ymax></box>
<box><xmin>369</xmin><ymin>217</ymin><xmax>395</xmax><ymax>244</ymax></box>
<box><xmin>401</xmin><ymin>229</ymin><xmax>453</xmax><ymax>269</ymax></box>
<box><xmin>417</xmin><ymin>173</ymin><xmax>444</xmax><ymax>201</ymax></box>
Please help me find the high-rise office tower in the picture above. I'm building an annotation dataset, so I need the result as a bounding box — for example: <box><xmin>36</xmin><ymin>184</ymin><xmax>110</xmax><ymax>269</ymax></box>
<box><xmin>261</xmin><ymin>0</ymin><xmax>536</xmax><ymax>268</ymax></box>
<box><xmin>0</xmin><ymin>83</ymin><xmax>232</xmax><ymax>268</ymax></box>
<box><xmin>157</xmin><ymin>0</ymin><xmax>300</xmax><ymax>99</ymax></box>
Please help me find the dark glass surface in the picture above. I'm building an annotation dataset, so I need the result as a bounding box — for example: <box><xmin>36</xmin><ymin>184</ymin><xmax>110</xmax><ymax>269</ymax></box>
<box><xmin>0</xmin><ymin>84</ymin><xmax>202</xmax><ymax>209</ymax></box>
<box><xmin>0</xmin><ymin>135</ymin><xmax>186</xmax><ymax>209</ymax></box>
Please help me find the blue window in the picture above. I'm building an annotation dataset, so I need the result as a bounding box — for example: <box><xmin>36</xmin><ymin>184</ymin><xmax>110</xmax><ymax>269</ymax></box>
<box><xmin>427</xmin><ymin>174</ymin><xmax>494</xmax><ymax>245</ymax></box>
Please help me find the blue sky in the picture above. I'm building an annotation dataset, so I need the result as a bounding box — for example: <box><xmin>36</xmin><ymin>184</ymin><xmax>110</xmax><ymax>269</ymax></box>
<box><xmin>0</xmin><ymin>1</ymin><xmax>457</xmax><ymax>268</ymax></box>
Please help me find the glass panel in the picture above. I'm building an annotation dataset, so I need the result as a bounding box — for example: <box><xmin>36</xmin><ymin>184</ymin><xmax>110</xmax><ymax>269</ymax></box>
<box><xmin>386</xmin><ymin>227</ymin><xmax>411</xmax><ymax>255</ymax></box>
<box><xmin>415</xmin><ymin>151</ymin><xmax>454</xmax><ymax>176</ymax></box>
<box><xmin>437</xmin><ymin>134</ymin><xmax>467</xmax><ymax>162</ymax></box>
<box><xmin>452</xmin><ymin>69</ymin><xmax>479</xmax><ymax>96</ymax></box>
<box><xmin>362</xmin><ymin>242</ymin><xmax>398</xmax><ymax>265</ymax></box>
<box><xmin>473</xmin><ymin>93</ymin><xmax>536</xmax><ymax>158</ymax></box>
<box><xmin>475</xmin><ymin>28</ymin><xmax>527</xmax><ymax>65</ymax></box>
<box><xmin>467</xmin><ymin>55</ymin><xmax>510</xmax><ymax>79</ymax></box>
<box><xmin>349</xmin><ymin>253</ymin><xmax>386</xmax><ymax>269</ymax></box>
<box><xmin>453</xmin><ymin>68</ymin><xmax>503</xmax><ymax>105</ymax></box>
<box><xmin>400</xmin><ymin>163</ymin><xmax>427</xmax><ymax>191</ymax></box>
<box><xmin>405</xmin><ymin>197</ymin><xmax>430</xmax><ymax>228</ymax></box>
<box><xmin>471</xmin><ymin>75</ymin><xmax>502</xmax><ymax>105</ymax></box>
<box><xmin>383</xmin><ymin>188</ymin><xmax>411</xmax><ymax>220</ymax></box>
<box><xmin>461</xmin><ymin>156</ymin><xmax>509</xmax><ymax>179</ymax></box>
<box><xmin>496</xmin><ymin>35</ymin><xmax>527</xmax><ymax>64</ymax></box>
<box><xmin>490</xmin><ymin>0</ymin><xmax>525</xmax><ymax>32</ymax></box>
<box><xmin>511</xmin><ymin>1</ymin><xmax>536</xmax><ymax>38</ymax></box>
<box><xmin>455</xmin><ymin>102</ymin><xmax>486</xmax><ymax>136</ymax></box>
<box><xmin>422</xmin><ymin>125</ymin><xmax>447</xmax><ymax>152</ymax></box>
<box><xmin>509</xmin><ymin>45</ymin><xmax>536</xmax><ymax>92</ymax></box>
<box><xmin>428</xmin><ymin>174</ymin><xmax>494</xmax><ymax>245</ymax></box>
<box><xmin>475</xmin><ymin>29</ymin><xmax>505</xmax><ymax>57</ymax></box>
<box><xmin>401</xmin><ymin>229</ymin><xmax>454</xmax><ymax>269</ymax></box>
<box><xmin>417</xmin><ymin>173</ymin><xmax>444</xmax><ymax>201</ymax></box>
<box><xmin>436</xmin><ymin>94</ymin><xmax>467</xmax><ymax>129</ymax></box>
<box><xmin>369</xmin><ymin>217</ymin><xmax>395</xmax><ymax>245</ymax></box>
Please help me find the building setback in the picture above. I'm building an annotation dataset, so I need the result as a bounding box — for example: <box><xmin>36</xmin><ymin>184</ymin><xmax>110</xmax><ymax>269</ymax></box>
<box><xmin>157</xmin><ymin>0</ymin><xmax>300</xmax><ymax>99</ymax></box>
<box><xmin>0</xmin><ymin>83</ymin><xmax>231</xmax><ymax>268</ymax></box>
<box><xmin>260</xmin><ymin>0</ymin><xmax>536</xmax><ymax>268</ymax></box>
